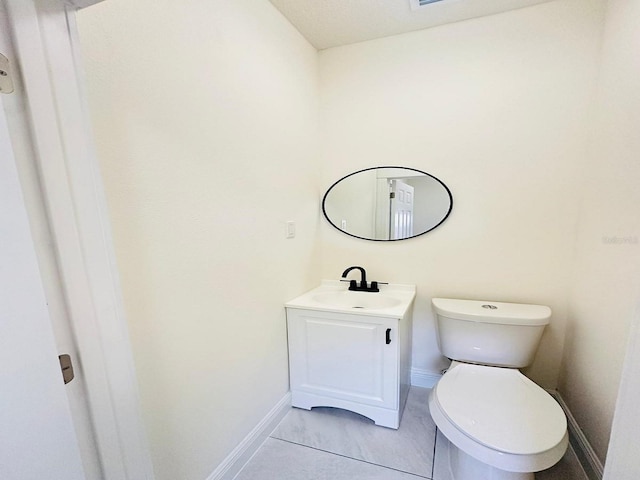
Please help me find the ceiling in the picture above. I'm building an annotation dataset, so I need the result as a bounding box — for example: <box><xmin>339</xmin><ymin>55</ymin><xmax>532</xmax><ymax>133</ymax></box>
<box><xmin>268</xmin><ymin>0</ymin><xmax>555</xmax><ymax>50</ymax></box>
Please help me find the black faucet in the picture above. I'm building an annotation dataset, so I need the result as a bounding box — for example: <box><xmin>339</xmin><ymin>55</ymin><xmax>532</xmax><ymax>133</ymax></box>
<box><xmin>341</xmin><ymin>266</ymin><xmax>380</xmax><ymax>293</ymax></box>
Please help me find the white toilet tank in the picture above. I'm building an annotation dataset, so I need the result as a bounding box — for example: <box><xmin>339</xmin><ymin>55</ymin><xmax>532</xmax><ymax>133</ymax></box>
<box><xmin>432</xmin><ymin>298</ymin><xmax>551</xmax><ymax>368</ymax></box>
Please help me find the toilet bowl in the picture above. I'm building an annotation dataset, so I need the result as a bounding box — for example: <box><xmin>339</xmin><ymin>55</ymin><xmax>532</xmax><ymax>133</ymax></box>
<box><xmin>429</xmin><ymin>362</ymin><xmax>568</xmax><ymax>479</ymax></box>
<box><xmin>428</xmin><ymin>298</ymin><xmax>568</xmax><ymax>480</ymax></box>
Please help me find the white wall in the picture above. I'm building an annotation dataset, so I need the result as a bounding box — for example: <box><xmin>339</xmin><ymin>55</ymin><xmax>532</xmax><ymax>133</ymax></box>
<box><xmin>560</xmin><ymin>0</ymin><xmax>640</xmax><ymax>464</ymax></box>
<box><xmin>323</xmin><ymin>169</ymin><xmax>377</xmax><ymax>238</ymax></box>
<box><xmin>318</xmin><ymin>0</ymin><xmax>605</xmax><ymax>388</ymax></box>
<box><xmin>406</xmin><ymin>176</ymin><xmax>452</xmax><ymax>234</ymax></box>
<box><xmin>76</xmin><ymin>1</ymin><xmax>320</xmax><ymax>479</ymax></box>
<box><xmin>75</xmin><ymin>0</ymin><xmax>639</xmax><ymax>475</ymax></box>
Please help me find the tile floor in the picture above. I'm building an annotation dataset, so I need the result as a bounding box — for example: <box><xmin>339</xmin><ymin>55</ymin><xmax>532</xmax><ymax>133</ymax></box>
<box><xmin>234</xmin><ymin>387</ymin><xmax>589</xmax><ymax>480</ymax></box>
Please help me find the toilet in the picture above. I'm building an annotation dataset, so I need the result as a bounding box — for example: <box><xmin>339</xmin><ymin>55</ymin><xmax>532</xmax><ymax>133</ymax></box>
<box><xmin>428</xmin><ymin>298</ymin><xmax>568</xmax><ymax>480</ymax></box>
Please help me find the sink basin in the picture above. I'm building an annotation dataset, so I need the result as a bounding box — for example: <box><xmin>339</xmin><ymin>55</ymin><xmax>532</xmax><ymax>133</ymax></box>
<box><xmin>312</xmin><ymin>291</ymin><xmax>402</xmax><ymax>310</ymax></box>
<box><xmin>285</xmin><ymin>280</ymin><xmax>416</xmax><ymax>318</ymax></box>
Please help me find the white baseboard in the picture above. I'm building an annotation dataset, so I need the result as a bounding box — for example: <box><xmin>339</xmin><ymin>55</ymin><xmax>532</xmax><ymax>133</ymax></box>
<box><xmin>410</xmin><ymin>368</ymin><xmax>442</xmax><ymax>388</ymax></box>
<box><xmin>206</xmin><ymin>393</ymin><xmax>291</xmax><ymax>480</ymax></box>
<box><xmin>547</xmin><ymin>390</ymin><xmax>604</xmax><ymax>480</ymax></box>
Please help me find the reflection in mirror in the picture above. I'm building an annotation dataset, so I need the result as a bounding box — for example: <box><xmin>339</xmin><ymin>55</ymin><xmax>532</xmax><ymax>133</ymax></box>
<box><xmin>322</xmin><ymin>167</ymin><xmax>453</xmax><ymax>241</ymax></box>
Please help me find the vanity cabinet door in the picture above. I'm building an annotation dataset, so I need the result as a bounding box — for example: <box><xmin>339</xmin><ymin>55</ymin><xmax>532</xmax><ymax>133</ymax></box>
<box><xmin>287</xmin><ymin>309</ymin><xmax>398</xmax><ymax>410</ymax></box>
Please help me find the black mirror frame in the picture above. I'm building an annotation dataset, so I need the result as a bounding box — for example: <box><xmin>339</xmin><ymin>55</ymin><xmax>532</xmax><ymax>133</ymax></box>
<box><xmin>321</xmin><ymin>166</ymin><xmax>453</xmax><ymax>242</ymax></box>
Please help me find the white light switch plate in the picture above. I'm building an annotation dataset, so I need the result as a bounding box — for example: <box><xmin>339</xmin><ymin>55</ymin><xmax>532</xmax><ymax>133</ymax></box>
<box><xmin>286</xmin><ymin>221</ymin><xmax>296</xmax><ymax>239</ymax></box>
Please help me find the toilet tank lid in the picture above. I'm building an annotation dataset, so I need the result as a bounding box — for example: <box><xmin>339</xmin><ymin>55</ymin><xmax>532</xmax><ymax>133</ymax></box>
<box><xmin>432</xmin><ymin>298</ymin><xmax>551</xmax><ymax>326</ymax></box>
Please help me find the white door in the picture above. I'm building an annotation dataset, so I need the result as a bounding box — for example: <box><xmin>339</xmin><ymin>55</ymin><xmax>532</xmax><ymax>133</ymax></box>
<box><xmin>390</xmin><ymin>180</ymin><xmax>414</xmax><ymax>240</ymax></box>
<box><xmin>374</xmin><ymin>179</ymin><xmax>391</xmax><ymax>240</ymax></box>
<box><xmin>0</xmin><ymin>95</ymin><xmax>86</xmax><ymax>479</ymax></box>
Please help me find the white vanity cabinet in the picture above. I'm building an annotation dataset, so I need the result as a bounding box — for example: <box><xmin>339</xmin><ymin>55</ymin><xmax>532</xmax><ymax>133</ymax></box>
<box><xmin>285</xmin><ymin>281</ymin><xmax>415</xmax><ymax>429</ymax></box>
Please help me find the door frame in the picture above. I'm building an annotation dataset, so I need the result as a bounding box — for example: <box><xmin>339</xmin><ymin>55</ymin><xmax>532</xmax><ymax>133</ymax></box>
<box><xmin>4</xmin><ymin>0</ymin><xmax>154</xmax><ymax>479</ymax></box>
<box><xmin>602</xmin><ymin>299</ymin><xmax>640</xmax><ymax>479</ymax></box>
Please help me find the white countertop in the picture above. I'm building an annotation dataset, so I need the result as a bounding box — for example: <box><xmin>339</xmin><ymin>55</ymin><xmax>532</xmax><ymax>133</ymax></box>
<box><xmin>285</xmin><ymin>280</ymin><xmax>416</xmax><ymax>319</ymax></box>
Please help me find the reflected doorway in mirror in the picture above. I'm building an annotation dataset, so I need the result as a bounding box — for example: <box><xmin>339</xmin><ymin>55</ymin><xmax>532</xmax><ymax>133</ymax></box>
<box><xmin>322</xmin><ymin>166</ymin><xmax>453</xmax><ymax>241</ymax></box>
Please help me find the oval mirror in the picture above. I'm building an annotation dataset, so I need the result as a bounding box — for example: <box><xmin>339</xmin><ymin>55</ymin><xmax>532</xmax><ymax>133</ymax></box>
<box><xmin>322</xmin><ymin>167</ymin><xmax>453</xmax><ymax>241</ymax></box>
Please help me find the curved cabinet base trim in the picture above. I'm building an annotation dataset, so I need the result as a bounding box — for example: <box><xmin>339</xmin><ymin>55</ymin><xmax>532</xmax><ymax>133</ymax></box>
<box><xmin>292</xmin><ymin>391</ymin><xmax>402</xmax><ymax>429</ymax></box>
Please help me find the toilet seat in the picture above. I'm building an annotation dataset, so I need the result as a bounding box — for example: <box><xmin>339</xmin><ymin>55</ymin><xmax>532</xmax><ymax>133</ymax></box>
<box><xmin>429</xmin><ymin>363</ymin><xmax>568</xmax><ymax>472</ymax></box>
<box><xmin>436</xmin><ymin>363</ymin><xmax>566</xmax><ymax>455</ymax></box>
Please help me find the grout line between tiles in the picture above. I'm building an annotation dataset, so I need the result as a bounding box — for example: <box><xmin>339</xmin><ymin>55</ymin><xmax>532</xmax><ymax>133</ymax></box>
<box><xmin>269</xmin><ymin>436</ymin><xmax>432</xmax><ymax>479</ymax></box>
<box><xmin>431</xmin><ymin>427</ymin><xmax>438</xmax><ymax>480</ymax></box>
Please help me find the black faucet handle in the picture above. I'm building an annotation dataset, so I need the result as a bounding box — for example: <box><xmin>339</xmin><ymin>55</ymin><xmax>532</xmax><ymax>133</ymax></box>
<box><xmin>340</xmin><ymin>279</ymin><xmax>358</xmax><ymax>290</ymax></box>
